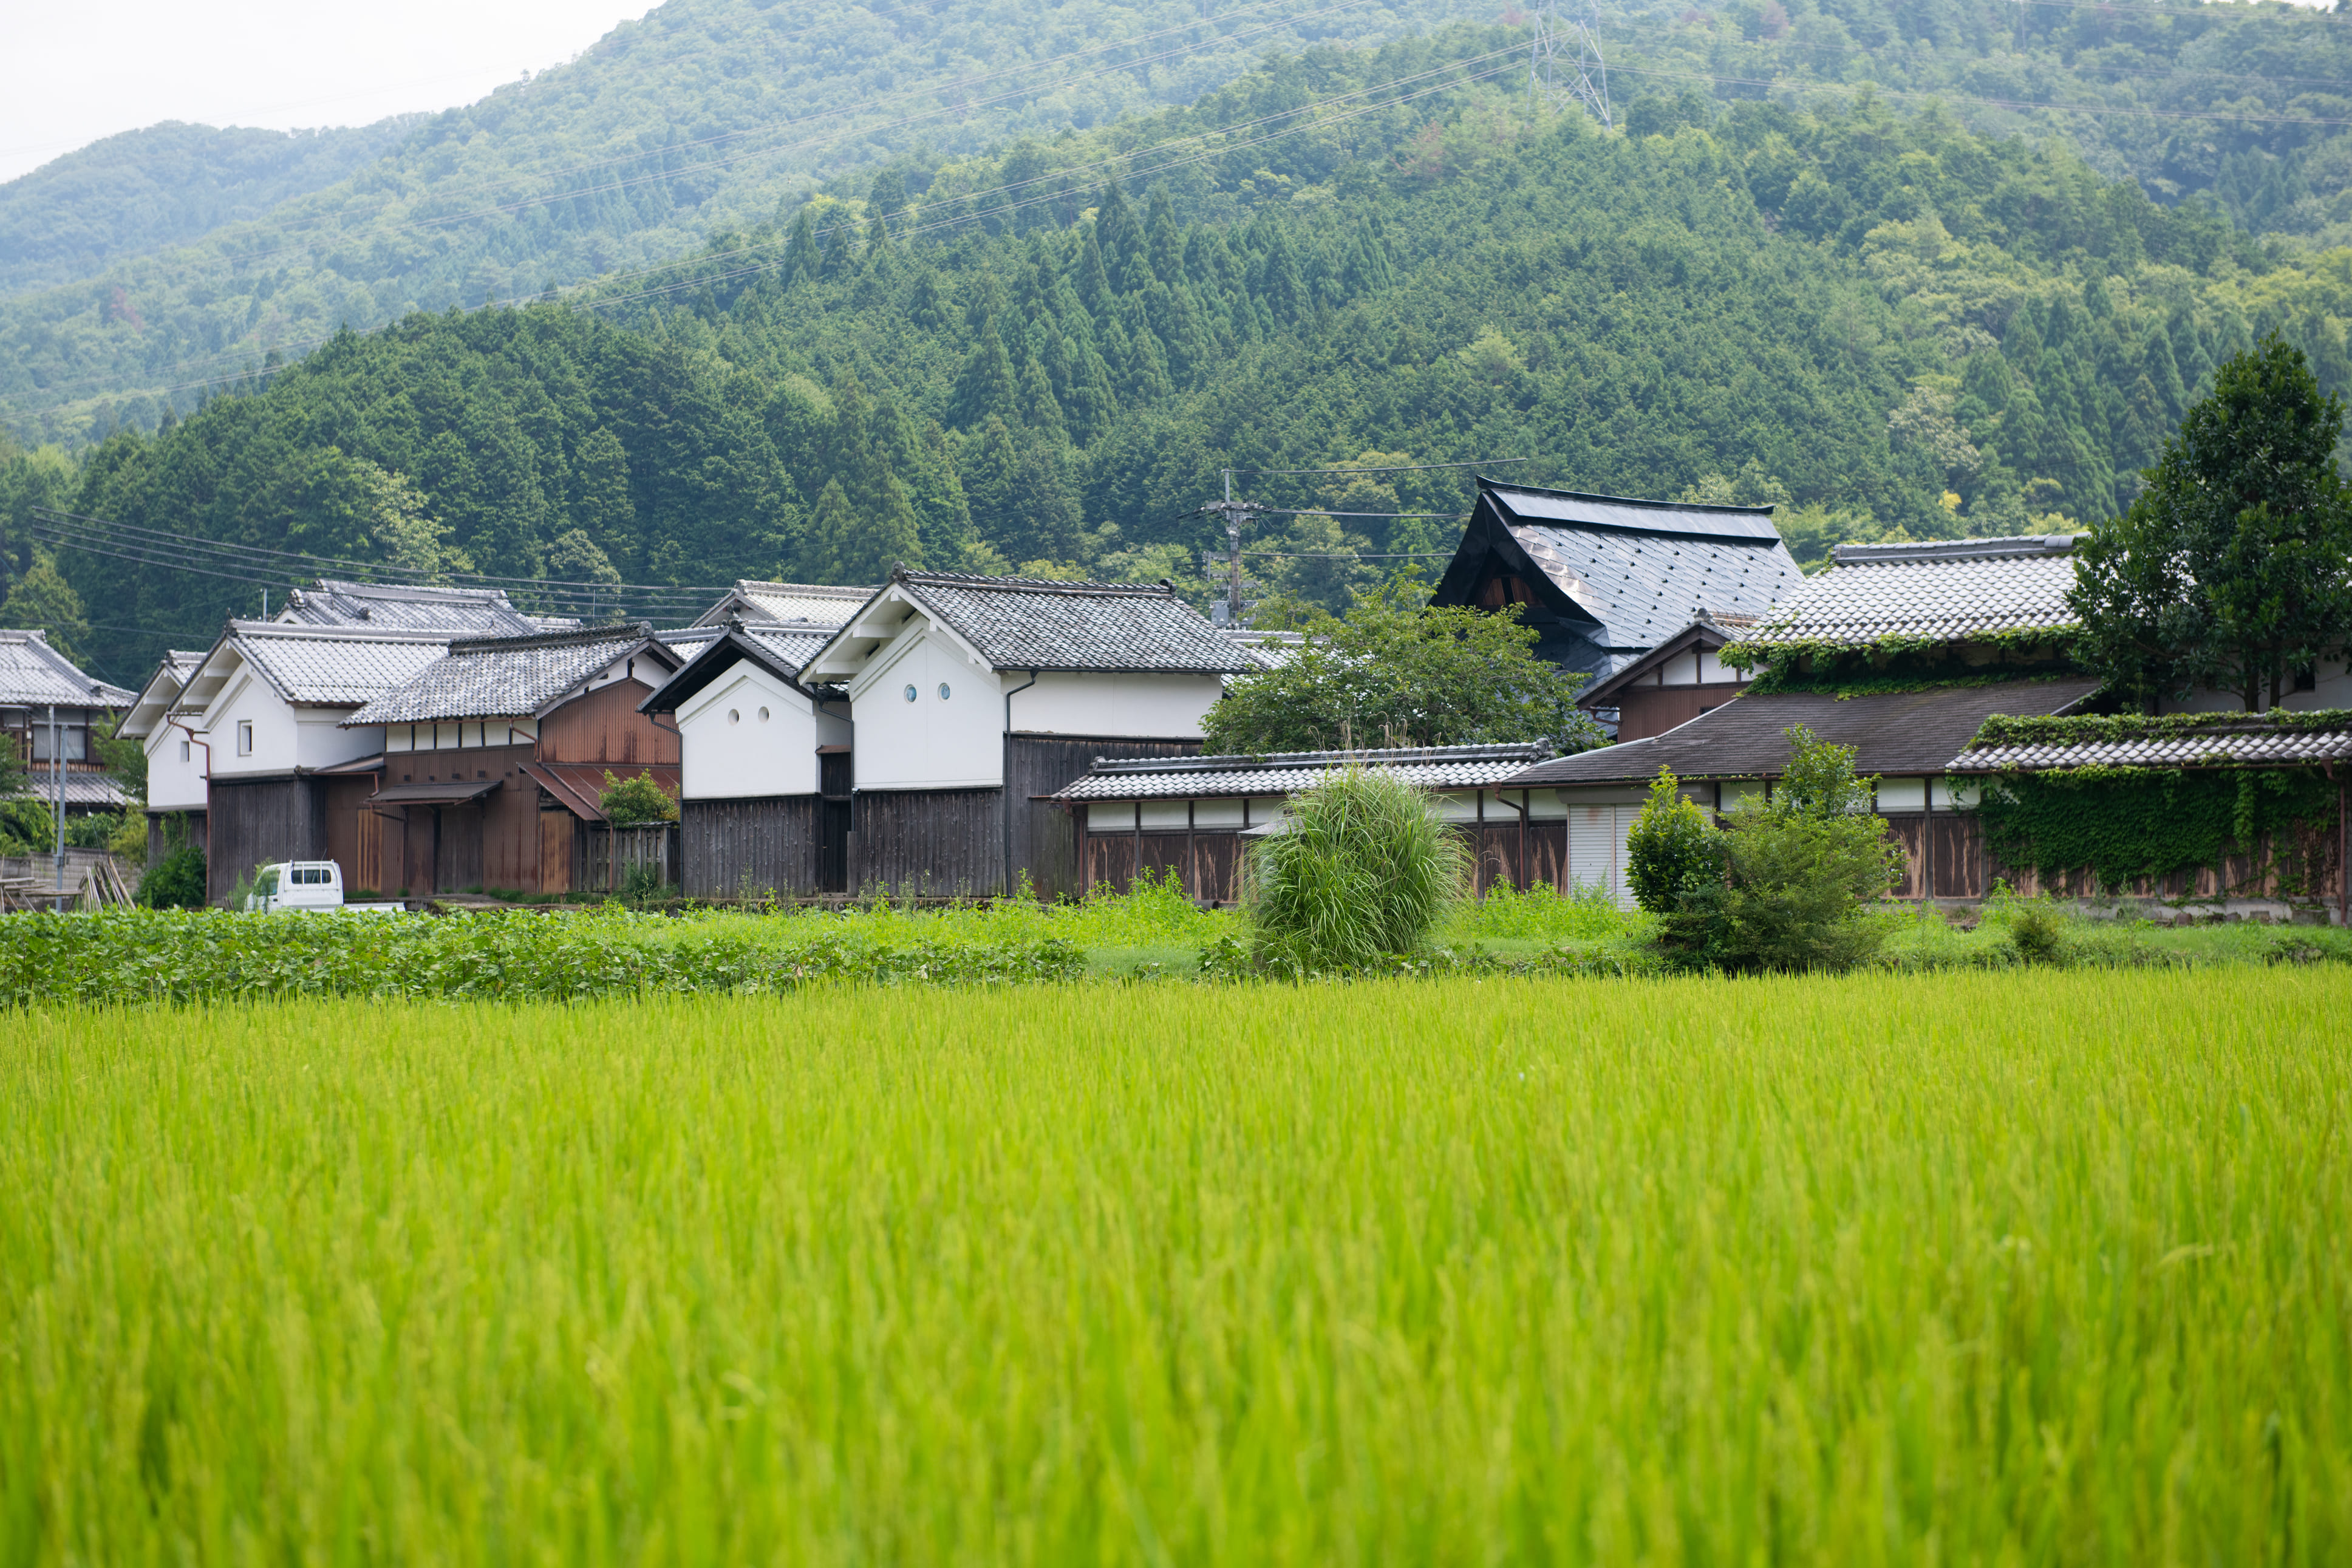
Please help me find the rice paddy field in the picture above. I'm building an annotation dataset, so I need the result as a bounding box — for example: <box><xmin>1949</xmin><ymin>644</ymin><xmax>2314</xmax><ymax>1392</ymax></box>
<box><xmin>4</xmin><ymin>969</ymin><xmax>2348</xmax><ymax>1564</ymax></box>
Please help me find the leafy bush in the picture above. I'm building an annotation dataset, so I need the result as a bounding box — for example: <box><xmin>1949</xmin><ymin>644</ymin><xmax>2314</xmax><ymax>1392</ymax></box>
<box><xmin>599</xmin><ymin>771</ymin><xmax>678</xmax><ymax>825</ymax></box>
<box><xmin>0</xmin><ymin>797</ymin><xmax>54</xmax><ymax>854</ymax></box>
<box><xmin>1626</xmin><ymin>770</ymin><xmax>1726</xmax><ymax>915</ymax></box>
<box><xmin>135</xmin><ymin>842</ymin><xmax>206</xmax><ymax>909</ymax></box>
<box><xmin>2006</xmin><ymin>904</ymin><xmax>2066</xmax><ymax>964</ymax></box>
<box><xmin>1246</xmin><ymin>768</ymin><xmax>1468</xmax><ymax>973</ymax></box>
<box><xmin>1657</xmin><ymin>726</ymin><xmax>1907</xmax><ymax>973</ymax></box>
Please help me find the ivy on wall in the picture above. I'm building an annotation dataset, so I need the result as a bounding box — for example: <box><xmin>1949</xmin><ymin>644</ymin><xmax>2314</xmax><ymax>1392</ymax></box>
<box><xmin>1973</xmin><ymin>708</ymin><xmax>2352</xmax><ymax>746</ymax></box>
<box><xmin>1722</xmin><ymin>629</ymin><xmax>2081</xmax><ymax>698</ymax></box>
<box><xmin>1974</xmin><ymin>766</ymin><xmax>2342</xmax><ymax>894</ymax></box>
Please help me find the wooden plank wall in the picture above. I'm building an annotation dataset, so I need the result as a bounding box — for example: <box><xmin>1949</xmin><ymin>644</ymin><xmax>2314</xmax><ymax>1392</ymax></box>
<box><xmin>145</xmin><ymin>810</ymin><xmax>205</xmax><ymax>868</ymax></box>
<box><xmin>680</xmin><ymin>797</ymin><xmax>822</xmax><ymax>898</ymax></box>
<box><xmin>576</xmin><ymin>824</ymin><xmax>679</xmax><ymax>892</ymax></box>
<box><xmin>854</xmin><ymin>788</ymin><xmax>1002</xmax><ymax>898</ymax></box>
<box><xmin>1005</xmin><ymin>735</ymin><xmax>1202</xmax><ymax>900</ymax></box>
<box><xmin>205</xmin><ymin>777</ymin><xmax>322</xmax><ymax>904</ymax></box>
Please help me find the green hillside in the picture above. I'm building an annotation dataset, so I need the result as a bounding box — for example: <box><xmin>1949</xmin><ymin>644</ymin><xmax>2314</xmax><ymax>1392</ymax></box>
<box><xmin>27</xmin><ymin>23</ymin><xmax>2352</xmax><ymax>687</ymax></box>
<box><xmin>0</xmin><ymin>119</ymin><xmax>418</xmax><ymax>298</ymax></box>
<box><xmin>12</xmin><ymin>0</ymin><xmax>2352</xmax><ymax>444</ymax></box>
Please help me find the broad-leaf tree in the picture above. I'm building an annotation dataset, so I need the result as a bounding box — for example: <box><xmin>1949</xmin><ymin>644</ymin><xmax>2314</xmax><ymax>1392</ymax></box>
<box><xmin>2071</xmin><ymin>335</ymin><xmax>2352</xmax><ymax>711</ymax></box>
<box><xmin>1202</xmin><ymin>578</ymin><xmax>1604</xmax><ymax>755</ymax></box>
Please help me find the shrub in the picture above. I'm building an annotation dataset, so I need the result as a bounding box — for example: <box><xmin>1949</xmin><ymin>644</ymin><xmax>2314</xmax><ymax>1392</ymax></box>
<box><xmin>135</xmin><ymin>842</ymin><xmax>208</xmax><ymax>909</ymax></box>
<box><xmin>599</xmin><ymin>770</ymin><xmax>679</xmax><ymax>825</ymax></box>
<box><xmin>1247</xmin><ymin>767</ymin><xmax>1468</xmax><ymax>972</ymax></box>
<box><xmin>1626</xmin><ymin>769</ymin><xmax>1725</xmax><ymax>914</ymax></box>
<box><xmin>1659</xmin><ymin>726</ymin><xmax>1907</xmax><ymax>973</ymax></box>
<box><xmin>2006</xmin><ymin>904</ymin><xmax>2065</xmax><ymax>964</ymax></box>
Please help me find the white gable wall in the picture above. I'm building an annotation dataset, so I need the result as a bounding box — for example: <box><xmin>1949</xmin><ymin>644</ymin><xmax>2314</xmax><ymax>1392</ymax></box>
<box><xmin>1015</xmin><ymin>672</ymin><xmax>1223</xmax><ymax>737</ymax></box>
<box><xmin>677</xmin><ymin>664</ymin><xmax>828</xmax><ymax>798</ymax></box>
<box><xmin>199</xmin><ymin>669</ymin><xmax>381</xmax><ymax>777</ymax></box>
<box><xmin>851</xmin><ymin>627</ymin><xmax>1007</xmax><ymax>789</ymax></box>
<box><xmin>142</xmin><ymin>720</ymin><xmax>210</xmax><ymax>811</ymax></box>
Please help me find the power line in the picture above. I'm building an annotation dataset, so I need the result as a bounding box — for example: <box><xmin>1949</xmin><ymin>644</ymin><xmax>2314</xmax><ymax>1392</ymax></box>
<box><xmin>1239</xmin><ymin>458</ymin><xmax>1532</xmax><ymax>474</ymax></box>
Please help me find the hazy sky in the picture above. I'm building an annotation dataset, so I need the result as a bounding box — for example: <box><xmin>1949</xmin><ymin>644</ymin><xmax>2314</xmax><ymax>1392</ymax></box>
<box><xmin>0</xmin><ymin>0</ymin><xmax>651</xmax><ymax>185</ymax></box>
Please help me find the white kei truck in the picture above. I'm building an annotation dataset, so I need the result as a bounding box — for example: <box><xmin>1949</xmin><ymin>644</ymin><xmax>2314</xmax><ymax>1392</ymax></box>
<box><xmin>244</xmin><ymin>862</ymin><xmax>407</xmax><ymax>915</ymax></box>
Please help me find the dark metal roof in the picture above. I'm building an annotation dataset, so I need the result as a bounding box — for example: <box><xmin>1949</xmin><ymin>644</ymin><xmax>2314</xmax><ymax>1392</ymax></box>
<box><xmin>1053</xmin><ymin>743</ymin><xmax>1555</xmax><ymax>801</ymax></box>
<box><xmin>1743</xmin><ymin>536</ymin><xmax>2081</xmax><ymax>648</ymax></box>
<box><xmin>520</xmin><ymin>760</ymin><xmax>678</xmax><ymax>822</ymax></box>
<box><xmin>346</xmin><ymin>624</ymin><xmax>674</xmax><ymax>726</ymax></box>
<box><xmin>1508</xmin><ymin>680</ymin><xmax>2107</xmax><ymax>786</ymax></box>
<box><xmin>366</xmin><ymin>778</ymin><xmax>502</xmax><ymax>809</ymax></box>
<box><xmin>638</xmin><ymin>622</ymin><xmax>833</xmax><ymax>714</ymax></box>
<box><xmin>1430</xmin><ymin>480</ymin><xmax>1804</xmax><ymax>675</ymax></box>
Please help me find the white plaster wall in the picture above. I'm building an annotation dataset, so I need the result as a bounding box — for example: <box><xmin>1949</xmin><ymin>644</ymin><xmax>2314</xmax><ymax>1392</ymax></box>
<box><xmin>298</xmin><ymin>713</ymin><xmax>380</xmax><ymax>770</ymax></box>
<box><xmin>1014</xmin><ymin>672</ymin><xmax>1222</xmax><ymax>738</ymax></box>
<box><xmin>851</xmin><ymin>629</ymin><xmax>1007</xmax><ymax>789</ymax></box>
<box><xmin>142</xmin><ymin>722</ymin><xmax>210</xmax><ymax>810</ymax></box>
<box><xmin>677</xmin><ymin>666</ymin><xmax>822</xmax><ymax>799</ymax></box>
<box><xmin>200</xmin><ymin>674</ymin><xmax>298</xmax><ymax>776</ymax></box>
<box><xmin>2165</xmin><ymin>656</ymin><xmax>2352</xmax><ymax>714</ymax></box>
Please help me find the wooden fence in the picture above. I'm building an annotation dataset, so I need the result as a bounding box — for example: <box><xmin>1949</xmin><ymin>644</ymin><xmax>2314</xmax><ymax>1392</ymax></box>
<box><xmin>576</xmin><ymin>823</ymin><xmax>681</xmax><ymax>893</ymax></box>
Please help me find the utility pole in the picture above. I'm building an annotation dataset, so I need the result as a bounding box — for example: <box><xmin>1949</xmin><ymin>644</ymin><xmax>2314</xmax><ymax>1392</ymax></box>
<box><xmin>49</xmin><ymin>703</ymin><xmax>63</xmax><ymax>910</ymax></box>
<box><xmin>1201</xmin><ymin>469</ymin><xmax>1269</xmax><ymax>626</ymax></box>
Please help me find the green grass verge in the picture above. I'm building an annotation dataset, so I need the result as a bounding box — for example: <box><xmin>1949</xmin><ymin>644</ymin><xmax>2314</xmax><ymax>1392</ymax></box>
<box><xmin>4</xmin><ymin>972</ymin><xmax>2348</xmax><ymax>1561</ymax></box>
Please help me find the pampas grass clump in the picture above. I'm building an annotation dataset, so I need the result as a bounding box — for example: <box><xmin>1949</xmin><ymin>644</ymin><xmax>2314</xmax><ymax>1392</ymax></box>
<box><xmin>1247</xmin><ymin>767</ymin><xmax>1468</xmax><ymax>971</ymax></box>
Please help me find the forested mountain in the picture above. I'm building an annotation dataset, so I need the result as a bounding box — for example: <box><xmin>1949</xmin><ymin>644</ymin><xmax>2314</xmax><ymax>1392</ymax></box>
<box><xmin>11</xmin><ymin>0</ymin><xmax>2352</xmax><ymax>448</ymax></box>
<box><xmin>23</xmin><ymin>22</ymin><xmax>2352</xmax><ymax>689</ymax></box>
<box><xmin>0</xmin><ymin>119</ymin><xmax>418</xmax><ymax>298</ymax></box>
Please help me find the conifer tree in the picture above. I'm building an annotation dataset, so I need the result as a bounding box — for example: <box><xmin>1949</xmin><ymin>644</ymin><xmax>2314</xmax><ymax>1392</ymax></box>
<box><xmin>947</xmin><ymin>319</ymin><xmax>1019</xmax><ymax>431</ymax></box>
<box><xmin>1017</xmin><ymin>358</ymin><xmax>1067</xmax><ymax>441</ymax></box>
<box><xmin>781</xmin><ymin>206</ymin><xmax>819</xmax><ymax>287</ymax></box>
<box><xmin>1145</xmin><ymin>188</ymin><xmax>1182</xmax><ymax>288</ymax></box>
<box><xmin>800</xmin><ymin>477</ymin><xmax>862</xmax><ymax>584</ymax></box>
<box><xmin>1094</xmin><ymin>183</ymin><xmax>1144</xmax><ymax>293</ymax></box>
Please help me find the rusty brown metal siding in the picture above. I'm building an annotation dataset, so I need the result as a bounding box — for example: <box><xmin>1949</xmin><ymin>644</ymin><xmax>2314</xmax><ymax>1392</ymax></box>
<box><xmin>537</xmin><ymin>680</ymin><xmax>680</xmax><ymax>769</ymax></box>
<box><xmin>680</xmin><ymin>796</ymin><xmax>822</xmax><ymax>898</ymax></box>
<box><xmin>1613</xmin><ymin>683</ymin><xmax>1750</xmax><ymax>743</ymax></box>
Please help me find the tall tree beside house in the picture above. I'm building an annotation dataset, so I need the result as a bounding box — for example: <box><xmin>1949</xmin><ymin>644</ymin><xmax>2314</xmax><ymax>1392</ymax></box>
<box><xmin>2071</xmin><ymin>335</ymin><xmax>2352</xmax><ymax>711</ymax></box>
<box><xmin>1</xmin><ymin>550</ymin><xmax>92</xmax><ymax>663</ymax></box>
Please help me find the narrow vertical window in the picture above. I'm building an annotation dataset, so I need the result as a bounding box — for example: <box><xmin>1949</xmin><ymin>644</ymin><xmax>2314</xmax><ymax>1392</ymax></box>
<box><xmin>237</xmin><ymin>720</ymin><xmax>253</xmax><ymax>756</ymax></box>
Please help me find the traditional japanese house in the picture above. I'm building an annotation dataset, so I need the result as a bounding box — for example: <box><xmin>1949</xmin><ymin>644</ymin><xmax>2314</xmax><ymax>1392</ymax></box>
<box><xmin>0</xmin><ymin>630</ymin><xmax>135</xmax><ymax>814</ymax></box>
<box><xmin>171</xmin><ymin>621</ymin><xmax>454</xmax><ymax>903</ymax></box>
<box><xmin>1505</xmin><ymin>533</ymin><xmax>2103</xmax><ymax>905</ymax></box>
<box><xmin>1429</xmin><ymin>479</ymin><xmax>1805</xmax><ymax>679</ymax></box>
<box><xmin>1573</xmin><ymin>612</ymin><xmax>1758</xmax><ymax>741</ymax></box>
<box><xmin>799</xmin><ymin>570</ymin><xmax>1258</xmax><ymax>897</ymax></box>
<box><xmin>340</xmin><ymin>622</ymin><xmax>686</xmax><ymax>898</ymax></box>
<box><xmin>690</xmin><ymin>579</ymin><xmax>872</xmax><ymax>629</ymax></box>
<box><xmin>272</xmin><ymin>578</ymin><xmax>553</xmax><ymax>634</ymax></box>
<box><xmin>1051</xmin><ymin>744</ymin><xmax>1559</xmax><ymax>903</ymax></box>
<box><xmin>118</xmin><ymin>649</ymin><xmax>211</xmax><ymax>861</ymax></box>
<box><xmin>637</xmin><ymin>619</ymin><xmax>851</xmax><ymax>898</ymax></box>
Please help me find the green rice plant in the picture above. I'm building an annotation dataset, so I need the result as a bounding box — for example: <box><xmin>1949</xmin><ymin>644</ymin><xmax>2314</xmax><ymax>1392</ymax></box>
<box><xmin>1246</xmin><ymin>766</ymin><xmax>1469</xmax><ymax>972</ymax></box>
<box><xmin>2</xmin><ymin>972</ymin><xmax>2348</xmax><ymax>1562</ymax></box>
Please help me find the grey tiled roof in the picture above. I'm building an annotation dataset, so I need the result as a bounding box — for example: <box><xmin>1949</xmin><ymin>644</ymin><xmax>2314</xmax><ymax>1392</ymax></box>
<box><xmin>274</xmin><ymin>579</ymin><xmax>541</xmax><ymax>636</ymax></box>
<box><xmin>1743</xmin><ymin>536</ymin><xmax>2081</xmax><ymax>648</ymax></box>
<box><xmin>119</xmin><ymin>650</ymin><xmax>211</xmax><ymax>738</ymax></box>
<box><xmin>346</xmin><ymin>624</ymin><xmax>666</xmax><ymax>725</ymax></box>
<box><xmin>1509</xmin><ymin>680</ymin><xmax>2106</xmax><ymax>785</ymax></box>
<box><xmin>1951</xmin><ymin>723</ymin><xmax>2352</xmax><ymax>772</ymax></box>
<box><xmin>893</xmin><ymin>571</ymin><xmax>1260</xmax><ymax>675</ymax></box>
<box><xmin>1484</xmin><ymin>483</ymin><xmax>1805</xmax><ymax>652</ymax></box>
<box><xmin>1054</xmin><ymin>744</ymin><xmax>1556</xmax><ymax>801</ymax></box>
<box><xmin>226</xmin><ymin>623</ymin><xmax>454</xmax><ymax>707</ymax></box>
<box><xmin>2</xmin><ymin>771</ymin><xmax>132</xmax><ymax>809</ymax></box>
<box><xmin>0</xmin><ymin>630</ymin><xmax>134</xmax><ymax>707</ymax></box>
<box><xmin>693</xmin><ymin>580</ymin><xmax>872</xmax><ymax>628</ymax></box>
<box><xmin>741</xmin><ymin>627</ymin><xmax>833</xmax><ymax>675</ymax></box>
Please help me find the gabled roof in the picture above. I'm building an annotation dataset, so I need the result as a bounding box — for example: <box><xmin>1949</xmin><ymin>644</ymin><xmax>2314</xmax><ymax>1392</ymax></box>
<box><xmin>1949</xmin><ymin>710</ymin><xmax>2352</xmax><ymax>772</ymax></box>
<box><xmin>1740</xmin><ymin>535</ymin><xmax>2081</xmax><ymax>650</ymax></box>
<box><xmin>804</xmin><ymin>570</ymin><xmax>1259</xmax><ymax>682</ymax></box>
<box><xmin>1053</xmin><ymin>744</ymin><xmax>1556</xmax><ymax>802</ymax></box>
<box><xmin>1431</xmin><ymin>480</ymin><xmax>1804</xmax><ymax>670</ymax></box>
<box><xmin>118</xmin><ymin>650</ymin><xmax>210</xmax><ymax>740</ymax></box>
<box><xmin>183</xmin><ymin>621</ymin><xmax>455</xmax><ymax>713</ymax></box>
<box><xmin>639</xmin><ymin>621</ymin><xmax>835</xmax><ymax>715</ymax></box>
<box><xmin>344</xmin><ymin>623</ymin><xmax>678</xmax><ymax>726</ymax></box>
<box><xmin>1508</xmin><ymin>679</ymin><xmax>2106</xmax><ymax>786</ymax></box>
<box><xmin>1577</xmin><ymin>612</ymin><xmax>1755</xmax><ymax>710</ymax></box>
<box><xmin>0</xmin><ymin>630</ymin><xmax>135</xmax><ymax>709</ymax></box>
<box><xmin>2</xmin><ymin>771</ymin><xmax>132</xmax><ymax>810</ymax></box>
<box><xmin>274</xmin><ymin>578</ymin><xmax>542</xmax><ymax>636</ymax></box>
<box><xmin>692</xmin><ymin>579</ymin><xmax>873</xmax><ymax>629</ymax></box>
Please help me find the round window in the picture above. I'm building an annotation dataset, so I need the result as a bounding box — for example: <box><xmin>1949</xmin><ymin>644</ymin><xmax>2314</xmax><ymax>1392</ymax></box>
<box><xmin>903</xmin><ymin>684</ymin><xmax>918</xmax><ymax>702</ymax></box>
<box><xmin>757</xmin><ymin>706</ymin><xmax>770</xmax><ymax>721</ymax></box>
<box><xmin>728</xmin><ymin>708</ymin><xmax>740</xmax><ymax>725</ymax></box>
<box><xmin>937</xmin><ymin>682</ymin><xmax>952</xmax><ymax>701</ymax></box>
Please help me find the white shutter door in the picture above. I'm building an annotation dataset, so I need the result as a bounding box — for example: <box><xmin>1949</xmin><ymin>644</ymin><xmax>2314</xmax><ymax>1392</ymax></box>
<box><xmin>1568</xmin><ymin>806</ymin><xmax>1616</xmax><ymax>901</ymax></box>
<box><xmin>1610</xmin><ymin>805</ymin><xmax>1640</xmax><ymax>910</ymax></box>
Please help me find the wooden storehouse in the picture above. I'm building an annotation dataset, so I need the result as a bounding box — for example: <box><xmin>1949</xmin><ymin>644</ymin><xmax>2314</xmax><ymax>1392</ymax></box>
<box><xmin>339</xmin><ymin>622</ymin><xmax>687</xmax><ymax>898</ymax></box>
<box><xmin>1051</xmin><ymin>744</ymin><xmax>1559</xmax><ymax>904</ymax></box>
<box><xmin>1428</xmin><ymin>479</ymin><xmax>1805</xmax><ymax>680</ymax></box>
<box><xmin>799</xmin><ymin>570</ymin><xmax>1259</xmax><ymax>898</ymax></box>
<box><xmin>169</xmin><ymin>621</ymin><xmax>455</xmax><ymax>903</ymax></box>
<box><xmin>636</xmin><ymin>619</ymin><xmax>851</xmax><ymax>898</ymax></box>
<box><xmin>1573</xmin><ymin>612</ymin><xmax>1757</xmax><ymax>741</ymax></box>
